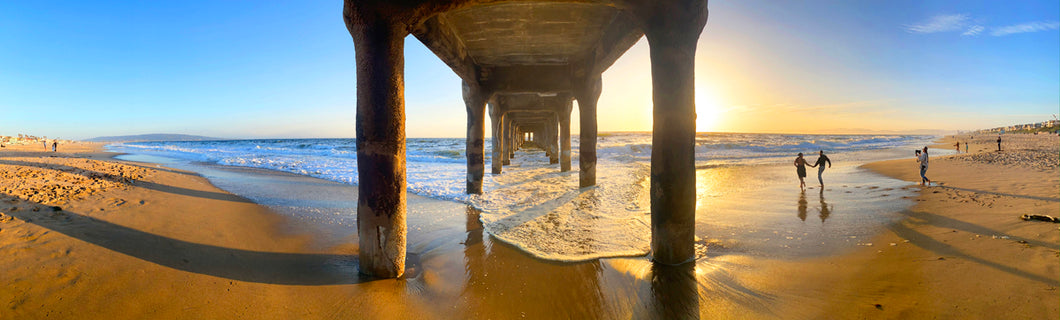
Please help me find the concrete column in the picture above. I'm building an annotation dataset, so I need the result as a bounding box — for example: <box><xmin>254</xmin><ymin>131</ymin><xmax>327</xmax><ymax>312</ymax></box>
<box><xmin>574</xmin><ymin>76</ymin><xmax>602</xmax><ymax>188</ymax></box>
<box><xmin>502</xmin><ymin>116</ymin><xmax>512</xmax><ymax>165</ymax></box>
<box><xmin>629</xmin><ymin>0</ymin><xmax>709</xmax><ymax>265</ymax></box>
<box><xmin>463</xmin><ymin>81</ymin><xmax>489</xmax><ymax>194</ymax></box>
<box><xmin>548</xmin><ymin>113</ymin><xmax>559</xmax><ymax>164</ymax></box>
<box><xmin>345</xmin><ymin>16</ymin><xmax>408</xmax><ymax>278</ymax></box>
<box><xmin>559</xmin><ymin>99</ymin><xmax>573</xmax><ymax>172</ymax></box>
<box><xmin>489</xmin><ymin>104</ymin><xmax>505</xmax><ymax>174</ymax></box>
<box><xmin>508</xmin><ymin>123</ymin><xmax>517</xmax><ymax>159</ymax></box>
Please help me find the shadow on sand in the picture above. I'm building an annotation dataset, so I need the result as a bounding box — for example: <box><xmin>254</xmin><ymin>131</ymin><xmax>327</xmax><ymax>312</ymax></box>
<box><xmin>0</xmin><ymin>159</ymin><xmax>255</xmax><ymax>204</ymax></box>
<box><xmin>3</xmin><ymin>196</ymin><xmax>394</xmax><ymax>285</ymax></box>
<box><xmin>891</xmin><ymin>209</ymin><xmax>1056</xmax><ymax>286</ymax></box>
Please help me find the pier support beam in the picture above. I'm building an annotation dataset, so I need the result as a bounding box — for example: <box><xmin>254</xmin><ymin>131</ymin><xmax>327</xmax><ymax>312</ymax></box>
<box><xmin>503</xmin><ymin>115</ymin><xmax>513</xmax><ymax>165</ymax></box>
<box><xmin>345</xmin><ymin>10</ymin><xmax>409</xmax><ymax>278</ymax></box>
<box><xmin>559</xmin><ymin>99</ymin><xmax>573</xmax><ymax>172</ymax></box>
<box><xmin>548</xmin><ymin>113</ymin><xmax>559</xmax><ymax>164</ymax></box>
<box><xmin>489</xmin><ymin>104</ymin><xmax>506</xmax><ymax>174</ymax></box>
<box><xmin>574</xmin><ymin>75</ymin><xmax>602</xmax><ymax>188</ymax></box>
<box><xmin>463</xmin><ymin>81</ymin><xmax>490</xmax><ymax>194</ymax></box>
<box><xmin>627</xmin><ymin>0</ymin><xmax>709</xmax><ymax>265</ymax></box>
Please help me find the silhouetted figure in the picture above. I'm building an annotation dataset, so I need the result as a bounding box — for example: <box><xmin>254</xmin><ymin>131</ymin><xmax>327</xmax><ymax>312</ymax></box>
<box><xmin>917</xmin><ymin>147</ymin><xmax>931</xmax><ymax>186</ymax></box>
<box><xmin>964</xmin><ymin>142</ymin><xmax>968</xmax><ymax>153</ymax></box>
<box><xmin>794</xmin><ymin>153</ymin><xmax>808</xmax><ymax>190</ymax></box>
<box><xmin>52</xmin><ymin>141</ymin><xmax>57</xmax><ymax>152</ymax></box>
<box><xmin>809</xmin><ymin>150</ymin><xmax>831</xmax><ymax>187</ymax></box>
<box><xmin>996</xmin><ymin>135</ymin><xmax>1002</xmax><ymax>151</ymax></box>
<box><xmin>954</xmin><ymin>141</ymin><xmax>960</xmax><ymax>152</ymax></box>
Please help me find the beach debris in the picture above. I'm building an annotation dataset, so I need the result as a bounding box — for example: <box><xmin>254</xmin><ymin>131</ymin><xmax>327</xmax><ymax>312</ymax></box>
<box><xmin>889</xmin><ymin>243</ymin><xmax>897</xmax><ymax>246</ymax></box>
<box><xmin>874</xmin><ymin>304</ymin><xmax>883</xmax><ymax>310</ymax></box>
<box><xmin>1020</xmin><ymin>214</ymin><xmax>1060</xmax><ymax>223</ymax></box>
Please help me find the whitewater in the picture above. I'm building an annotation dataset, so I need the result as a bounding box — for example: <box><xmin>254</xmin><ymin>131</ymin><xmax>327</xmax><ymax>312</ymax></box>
<box><xmin>107</xmin><ymin>132</ymin><xmax>939</xmax><ymax>261</ymax></box>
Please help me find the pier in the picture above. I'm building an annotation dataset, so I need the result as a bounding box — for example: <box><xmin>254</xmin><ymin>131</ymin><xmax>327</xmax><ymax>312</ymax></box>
<box><xmin>344</xmin><ymin>0</ymin><xmax>708</xmax><ymax>277</ymax></box>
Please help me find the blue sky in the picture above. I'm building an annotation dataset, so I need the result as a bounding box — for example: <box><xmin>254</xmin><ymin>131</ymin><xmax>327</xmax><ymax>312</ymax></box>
<box><xmin>1</xmin><ymin>1</ymin><xmax>1057</xmax><ymax>140</ymax></box>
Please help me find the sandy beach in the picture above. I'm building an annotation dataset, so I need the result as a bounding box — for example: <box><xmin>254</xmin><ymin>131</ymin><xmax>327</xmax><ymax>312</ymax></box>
<box><xmin>1</xmin><ymin>134</ymin><xmax>1057</xmax><ymax>319</ymax></box>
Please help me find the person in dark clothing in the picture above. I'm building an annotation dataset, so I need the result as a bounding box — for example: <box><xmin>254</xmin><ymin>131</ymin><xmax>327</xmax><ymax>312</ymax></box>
<box><xmin>809</xmin><ymin>150</ymin><xmax>832</xmax><ymax>187</ymax></box>
<box><xmin>794</xmin><ymin>153</ymin><xmax>808</xmax><ymax>190</ymax></box>
<box><xmin>917</xmin><ymin>146</ymin><xmax>931</xmax><ymax>186</ymax></box>
<box><xmin>52</xmin><ymin>141</ymin><xmax>57</xmax><ymax>152</ymax></box>
<box><xmin>996</xmin><ymin>135</ymin><xmax>1002</xmax><ymax>151</ymax></box>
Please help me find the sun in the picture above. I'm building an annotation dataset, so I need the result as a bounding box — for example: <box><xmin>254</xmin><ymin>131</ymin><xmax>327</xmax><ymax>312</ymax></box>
<box><xmin>695</xmin><ymin>85</ymin><xmax>724</xmax><ymax>132</ymax></box>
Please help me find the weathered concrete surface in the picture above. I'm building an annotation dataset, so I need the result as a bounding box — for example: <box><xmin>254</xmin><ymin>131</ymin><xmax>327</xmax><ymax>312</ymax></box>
<box><xmin>343</xmin><ymin>5</ymin><xmax>412</xmax><ymax>278</ymax></box>
<box><xmin>463</xmin><ymin>80</ymin><xmax>490</xmax><ymax>194</ymax></box>
<box><xmin>625</xmin><ymin>0</ymin><xmax>710</xmax><ymax>265</ymax></box>
<box><xmin>489</xmin><ymin>103</ymin><xmax>506</xmax><ymax>174</ymax></box>
<box><xmin>574</xmin><ymin>75</ymin><xmax>601</xmax><ymax>188</ymax></box>
<box><xmin>559</xmin><ymin>99</ymin><xmax>573</xmax><ymax>172</ymax></box>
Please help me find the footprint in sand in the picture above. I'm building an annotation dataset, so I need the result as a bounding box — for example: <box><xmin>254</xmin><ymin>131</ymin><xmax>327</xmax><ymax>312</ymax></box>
<box><xmin>109</xmin><ymin>198</ymin><xmax>127</xmax><ymax>207</ymax></box>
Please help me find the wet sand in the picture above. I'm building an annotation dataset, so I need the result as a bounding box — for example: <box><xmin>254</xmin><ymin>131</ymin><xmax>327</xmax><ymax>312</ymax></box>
<box><xmin>1</xmin><ymin>136</ymin><xmax>1057</xmax><ymax>319</ymax></box>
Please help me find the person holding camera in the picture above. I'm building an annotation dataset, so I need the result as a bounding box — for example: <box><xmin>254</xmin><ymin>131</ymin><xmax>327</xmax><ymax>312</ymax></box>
<box><xmin>916</xmin><ymin>147</ymin><xmax>931</xmax><ymax>186</ymax></box>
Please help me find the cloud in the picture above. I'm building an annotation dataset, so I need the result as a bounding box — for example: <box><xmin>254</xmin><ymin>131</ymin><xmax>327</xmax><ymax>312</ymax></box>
<box><xmin>962</xmin><ymin>25</ymin><xmax>984</xmax><ymax>36</ymax></box>
<box><xmin>905</xmin><ymin>14</ymin><xmax>970</xmax><ymax>33</ymax></box>
<box><xmin>906</xmin><ymin>14</ymin><xmax>1059</xmax><ymax>38</ymax></box>
<box><xmin>990</xmin><ymin>21</ymin><xmax>1060</xmax><ymax>36</ymax></box>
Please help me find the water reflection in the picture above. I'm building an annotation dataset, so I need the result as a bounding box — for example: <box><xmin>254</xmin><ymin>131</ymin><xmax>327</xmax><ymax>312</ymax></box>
<box><xmin>648</xmin><ymin>262</ymin><xmax>700</xmax><ymax>319</ymax></box>
<box><xmin>797</xmin><ymin>190</ymin><xmax>808</xmax><ymax>221</ymax></box>
<box><xmin>818</xmin><ymin>189</ymin><xmax>833</xmax><ymax>223</ymax></box>
<box><xmin>460</xmin><ymin>205</ymin><xmax>608</xmax><ymax>318</ymax></box>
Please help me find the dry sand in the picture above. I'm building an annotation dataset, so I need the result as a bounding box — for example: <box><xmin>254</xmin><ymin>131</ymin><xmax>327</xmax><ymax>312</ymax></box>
<box><xmin>1</xmin><ymin>135</ymin><xmax>1057</xmax><ymax>319</ymax></box>
<box><xmin>846</xmin><ymin>133</ymin><xmax>1059</xmax><ymax>318</ymax></box>
<box><xmin>0</xmin><ymin>143</ymin><xmax>368</xmax><ymax>319</ymax></box>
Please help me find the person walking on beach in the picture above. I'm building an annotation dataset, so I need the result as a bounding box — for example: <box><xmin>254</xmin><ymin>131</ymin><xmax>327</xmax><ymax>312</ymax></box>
<box><xmin>794</xmin><ymin>152</ymin><xmax>809</xmax><ymax>190</ymax></box>
<box><xmin>996</xmin><ymin>135</ymin><xmax>1002</xmax><ymax>151</ymax></box>
<box><xmin>955</xmin><ymin>141</ymin><xmax>960</xmax><ymax>152</ymax></box>
<box><xmin>809</xmin><ymin>150</ymin><xmax>831</xmax><ymax>187</ymax></box>
<box><xmin>52</xmin><ymin>141</ymin><xmax>57</xmax><ymax>152</ymax></box>
<box><xmin>964</xmin><ymin>141</ymin><xmax>968</xmax><ymax>153</ymax></box>
<box><xmin>917</xmin><ymin>146</ymin><xmax>931</xmax><ymax>186</ymax></box>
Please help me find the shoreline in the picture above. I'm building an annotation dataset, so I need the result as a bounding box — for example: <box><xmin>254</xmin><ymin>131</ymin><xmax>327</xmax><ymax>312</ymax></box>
<box><xmin>1</xmin><ymin>135</ymin><xmax>1056</xmax><ymax>319</ymax></box>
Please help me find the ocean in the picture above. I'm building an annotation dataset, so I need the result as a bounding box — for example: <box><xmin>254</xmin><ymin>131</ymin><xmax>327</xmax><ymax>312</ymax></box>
<box><xmin>107</xmin><ymin>132</ymin><xmax>942</xmax><ymax>261</ymax></box>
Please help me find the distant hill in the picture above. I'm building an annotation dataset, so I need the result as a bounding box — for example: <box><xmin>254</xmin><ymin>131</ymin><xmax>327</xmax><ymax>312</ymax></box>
<box><xmin>84</xmin><ymin>133</ymin><xmax>225</xmax><ymax>143</ymax></box>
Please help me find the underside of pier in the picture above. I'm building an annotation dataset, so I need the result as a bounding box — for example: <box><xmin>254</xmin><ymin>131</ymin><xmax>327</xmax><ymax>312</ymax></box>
<box><xmin>344</xmin><ymin>0</ymin><xmax>708</xmax><ymax>278</ymax></box>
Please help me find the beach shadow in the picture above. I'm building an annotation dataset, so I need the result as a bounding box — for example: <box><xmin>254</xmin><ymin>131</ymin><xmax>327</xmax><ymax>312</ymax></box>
<box><xmin>4</xmin><ymin>197</ymin><xmax>382</xmax><ymax>285</ymax></box>
<box><xmin>890</xmin><ymin>209</ymin><xmax>1057</xmax><ymax>286</ymax></box>
<box><xmin>936</xmin><ymin>185</ymin><xmax>1059</xmax><ymax>202</ymax></box>
<box><xmin>0</xmin><ymin>159</ymin><xmax>254</xmax><ymax>204</ymax></box>
<box><xmin>898</xmin><ymin>208</ymin><xmax>1053</xmax><ymax>249</ymax></box>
